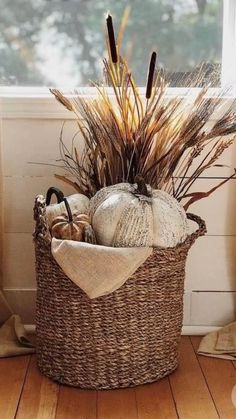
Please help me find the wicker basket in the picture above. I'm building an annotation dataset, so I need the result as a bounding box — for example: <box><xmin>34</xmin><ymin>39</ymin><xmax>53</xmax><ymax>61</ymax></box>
<box><xmin>34</xmin><ymin>194</ymin><xmax>206</xmax><ymax>389</ymax></box>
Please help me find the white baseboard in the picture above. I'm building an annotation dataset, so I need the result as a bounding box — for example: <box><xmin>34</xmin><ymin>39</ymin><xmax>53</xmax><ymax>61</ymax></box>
<box><xmin>182</xmin><ymin>325</ymin><xmax>221</xmax><ymax>335</ymax></box>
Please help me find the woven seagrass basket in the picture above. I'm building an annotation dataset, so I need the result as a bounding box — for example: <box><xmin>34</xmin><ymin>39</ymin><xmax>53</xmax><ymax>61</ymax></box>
<box><xmin>34</xmin><ymin>194</ymin><xmax>206</xmax><ymax>390</ymax></box>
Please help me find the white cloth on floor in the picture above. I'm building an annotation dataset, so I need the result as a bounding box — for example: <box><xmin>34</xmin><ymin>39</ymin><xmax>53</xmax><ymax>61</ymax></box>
<box><xmin>0</xmin><ymin>315</ymin><xmax>35</xmax><ymax>358</ymax></box>
<box><xmin>51</xmin><ymin>239</ymin><xmax>152</xmax><ymax>299</ymax></box>
<box><xmin>198</xmin><ymin>322</ymin><xmax>236</xmax><ymax>360</ymax></box>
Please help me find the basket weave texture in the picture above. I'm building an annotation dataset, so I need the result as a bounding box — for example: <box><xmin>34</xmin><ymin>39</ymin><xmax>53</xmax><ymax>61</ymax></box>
<box><xmin>34</xmin><ymin>195</ymin><xmax>206</xmax><ymax>389</ymax></box>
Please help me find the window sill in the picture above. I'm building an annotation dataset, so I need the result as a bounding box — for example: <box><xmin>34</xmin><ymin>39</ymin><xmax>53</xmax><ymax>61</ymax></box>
<box><xmin>0</xmin><ymin>86</ymin><xmax>234</xmax><ymax>120</ymax></box>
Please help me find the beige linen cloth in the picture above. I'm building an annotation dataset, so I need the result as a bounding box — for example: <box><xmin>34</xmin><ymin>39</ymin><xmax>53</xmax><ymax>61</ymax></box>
<box><xmin>0</xmin><ymin>292</ymin><xmax>35</xmax><ymax>357</ymax></box>
<box><xmin>0</xmin><ymin>314</ymin><xmax>35</xmax><ymax>358</ymax></box>
<box><xmin>198</xmin><ymin>322</ymin><xmax>236</xmax><ymax>360</ymax></box>
<box><xmin>52</xmin><ymin>238</ymin><xmax>152</xmax><ymax>299</ymax></box>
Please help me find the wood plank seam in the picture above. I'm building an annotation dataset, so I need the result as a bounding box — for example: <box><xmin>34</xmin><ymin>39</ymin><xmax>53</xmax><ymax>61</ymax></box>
<box><xmin>169</xmin><ymin>336</ymin><xmax>219</xmax><ymax>418</ymax></box>
<box><xmin>95</xmin><ymin>390</ymin><xmax>98</xmax><ymax>419</ymax></box>
<box><xmin>189</xmin><ymin>337</ymin><xmax>220</xmax><ymax>418</ymax></box>
<box><xmin>4</xmin><ymin>338</ymin><xmax>236</xmax><ymax>418</ymax></box>
<box><xmin>54</xmin><ymin>383</ymin><xmax>62</xmax><ymax>419</ymax></box>
<box><xmin>133</xmin><ymin>387</ymin><xmax>139</xmax><ymax>419</ymax></box>
<box><xmin>167</xmin><ymin>376</ymin><xmax>180</xmax><ymax>419</ymax></box>
<box><xmin>231</xmin><ymin>361</ymin><xmax>236</xmax><ymax>371</ymax></box>
<box><xmin>14</xmin><ymin>355</ymin><xmax>32</xmax><ymax>419</ymax></box>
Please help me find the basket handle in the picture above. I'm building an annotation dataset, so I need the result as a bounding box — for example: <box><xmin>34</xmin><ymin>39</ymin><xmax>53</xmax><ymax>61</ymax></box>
<box><xmin>34</xmin><ymin>188</ymin><xmax>65</xmax><ymax>244</ymax></box>
<box><xmin>186</xmin><ymin>213</ymin><xmax>207</xmax><ymax>246</ymax></box>
<box><xmin>33</xmin><ymin>195</ymin><xmax>51</xmax><ymax>244</ymax></box>
<box><xmin>46</xmin><ymin>187</ymin><xmax>64</xmax><ymax>206</ymax></box>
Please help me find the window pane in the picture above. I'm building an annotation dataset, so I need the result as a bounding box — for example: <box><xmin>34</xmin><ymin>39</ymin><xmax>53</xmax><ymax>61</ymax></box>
<box><xmin>0</xmin><ymin>0</ymin><xmax>223</xmax><ymax>87</ymax></box>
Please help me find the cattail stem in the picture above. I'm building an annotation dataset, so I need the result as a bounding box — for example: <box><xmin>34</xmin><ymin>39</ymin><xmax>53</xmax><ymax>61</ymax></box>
<box><xmin>63</xmin><ymin>198</ymin><xmax>73</xmax><ymax>222</ymax></box>
<box><xmin>145</xmin><ymin>51</ymin><xmax>157</xmax><ymax>99</ymax></box>
<box><xmin>106</xmin><ymin>14</ymin><xmax>118</xmax><ymax>63</ymax></box>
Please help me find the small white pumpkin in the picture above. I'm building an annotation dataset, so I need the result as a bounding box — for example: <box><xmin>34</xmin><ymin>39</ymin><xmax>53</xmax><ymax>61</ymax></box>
<box><xmin>46</xmin><ymin>193</ymin><xmax>90</xmax><ymax>227</ymax></box>
<box><xmin>90</xmin><ymin>178</ymin><xmax>188</xmax><ymax>248</ymax></box>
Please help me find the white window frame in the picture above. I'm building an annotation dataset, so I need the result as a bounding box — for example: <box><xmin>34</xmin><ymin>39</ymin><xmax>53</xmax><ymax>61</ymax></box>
<box><xmin>0</xmin><ymin>0</ymin><xmax>235</xmax><ymax>119</ymax></box>
<box><xmin>221</xmin><ymin>0</ymin><xmax>236</xmax><ymax>86</ymax></box>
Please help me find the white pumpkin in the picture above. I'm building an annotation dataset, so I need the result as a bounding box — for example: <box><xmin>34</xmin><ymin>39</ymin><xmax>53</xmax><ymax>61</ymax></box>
<box><xmin>46</xmin><ymin>193</ymin><xmax>90</xmax><ymax>227</ymax></box>
<box><xmin>90</xmin><ymin>180</ymin><xmax>188</xmax><ymax>248</ymax></box>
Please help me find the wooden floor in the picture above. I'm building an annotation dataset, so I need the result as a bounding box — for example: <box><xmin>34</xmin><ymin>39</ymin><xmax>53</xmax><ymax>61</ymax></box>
<box><xmin>1</xmin><ymin>336</ymin><xmax>236</xmax><ymax>419</ymax></box>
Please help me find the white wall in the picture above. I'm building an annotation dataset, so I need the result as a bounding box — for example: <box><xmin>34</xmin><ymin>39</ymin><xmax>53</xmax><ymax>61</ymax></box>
<box><xmin>1</xmin><ymin>96</ymin><xmax>236</xmax><ymax>332</ymax></box>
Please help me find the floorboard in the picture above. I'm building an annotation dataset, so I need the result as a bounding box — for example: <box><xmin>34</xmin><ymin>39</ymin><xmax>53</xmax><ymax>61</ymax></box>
<box><xmin>231</xmin><ymin>360</ymin><xmax>236</xmax><ymax>371</ymax></box>
<box><xmin>16</xmin><ymin>355</ymin><xmax>59</xmax><ymax>419</ymax></box>
<box><xmin>135</xmin><ymin>377</ymin><xmax>178</xmax><ymax>419</ymax></box>
<box><xmin>56</xmin><ymin>386</ymin><xmax>97</xmax><ymax>419</ymax></box>
<box><xmin>191</xmin><ymin>336</ymin><xmax>236</xmax><ymax>419</ymax></box>
<box><xmin>1</xmin><ymin>337</ymin><xmax>236</xmax><ymax>418</ymax></box>
<box><xmin>97</xmin><ymin>388</ymin><xmax>137</xmax><ymax>419</ymax></box>
<box><xmin>169</xmin><ymin>336</ymin><xmax>219</xmax><ymax>419</ymax></box>
<box><xmin>0</xmin><ymin>355</ymin><xmax>30</xmax><ymax>419</ymax></box>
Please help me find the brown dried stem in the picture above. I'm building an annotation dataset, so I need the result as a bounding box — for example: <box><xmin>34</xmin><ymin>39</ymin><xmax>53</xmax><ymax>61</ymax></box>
<box><xmin>50</xmin><ymin>17</ymin><xmax>236</xmax><ymax>208</ymax></box>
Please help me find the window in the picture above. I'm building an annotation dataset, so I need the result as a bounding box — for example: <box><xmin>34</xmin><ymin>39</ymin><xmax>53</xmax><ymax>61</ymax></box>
<box><xmin>0</xmin><ymin>0</ymin><xmax>233</xmax><ymax>88</ymax></box>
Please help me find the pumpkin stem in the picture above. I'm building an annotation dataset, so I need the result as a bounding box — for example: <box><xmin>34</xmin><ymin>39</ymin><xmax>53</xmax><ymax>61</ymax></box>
<box><xmin>63</xmin><ymin>198</ymin><xmax>73</xmax><ymax>222</ymax></box>
<box><xmin>134</xmin><ymin>175</ymin><xmax>150</xmax><ymax>197</ymax></box>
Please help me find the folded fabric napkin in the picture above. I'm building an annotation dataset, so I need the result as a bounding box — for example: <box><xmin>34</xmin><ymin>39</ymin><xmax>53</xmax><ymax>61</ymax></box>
<box><xmin>0</xmin><ymin>314</ymin><xmax>35</xmax><ymax>358</ymax></box>
<box><xmin>198</xmin><ymin>322</ymin><xmax>236</xmax><ymax>360</ymax></box>
<box><xmin>52</xmin><ymin>239</ymin><xmax>153</xmax><ymax>299</ymax></box>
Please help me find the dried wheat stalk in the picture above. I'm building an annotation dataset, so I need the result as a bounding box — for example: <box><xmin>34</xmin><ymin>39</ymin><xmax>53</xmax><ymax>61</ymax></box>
<box><xmin>51</xmin><ymin>14</ymin><xmax>236</xmax><ymax>207</ymax></box>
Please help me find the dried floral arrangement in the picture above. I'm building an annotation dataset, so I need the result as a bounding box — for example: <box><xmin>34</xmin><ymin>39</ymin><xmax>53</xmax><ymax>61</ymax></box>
<box><xmin>51</xmin><ymin>14</ymin><xmax>236</xmax><ymax>210</ymax></box>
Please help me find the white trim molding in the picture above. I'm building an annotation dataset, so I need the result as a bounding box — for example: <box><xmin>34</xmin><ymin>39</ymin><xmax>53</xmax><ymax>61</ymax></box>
<box><xmin>0</xmin><ymin>97</ymin><xmax>73</xmax><ymax>120</ymax></box>
<box><xmin>0</xmin><ymin>87</ymin><xmax>234</xmax><ymax>119</ymax></box>
<box><xmin>182</xmin><ymin>326</ymin><xmax>221</xmax><ymax>336</ymax></box>
<box><xmin>221</xmin><ymin>0</ymin><xmax>236</xmax><ymax>86</ymax></box>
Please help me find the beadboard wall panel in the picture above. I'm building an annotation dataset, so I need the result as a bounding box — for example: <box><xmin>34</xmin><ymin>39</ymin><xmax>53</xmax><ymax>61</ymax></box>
<box><xmin>3</xmin><ymin>289</ymin><xmax>36</xmax><ymax>324</ymax></box>
<box><xmin>4</xmin><ymin>176</ymin><xmax>75</xmax><ymax>233</ymax></box>
<box><xmin>190</xmin><ymin>292</ymin><xmax>236</xmax><ymax>326</ymax></box>
<box><xmin>2</xmin><ymin>233</ymin><xmax>236</xmax><ymax>292</ymax></box>
<box><xmin>2</xmin><ymin>233</ymin><xmax>35</xmax><ymax>289</ymax></box>
<box><xmin>1</xmin><ymin>115</ymin><xmax>236</xmax><ymax>329</ymax></box>
<box><xmin>186</xmin><ymin>177</ymin><xmax>236</xmax><ymax>236</ymax></box>
<box><xmin>2</xmin><ymin>119</ymin><xmax>79</xmax><ymax>176</ymax></box>
<box><xmin>3</xmin><ymin>289</ymin><xmax>236</xmax><ymax>328</ymax></box>
<box><xmin>185</xmin><ymin>236</ymin><xmax>236</xmax><ymax>291</ymax></box>
<box><xmin>2</xmin><ymin>118</ymin><xmax>236</xmax><ymax>236</ymax></box>
<box><xmin>4</xmin><ymin>175</ymin><xmax>236</xmax><ymax>236</ymax></box>
<box><xmin>0</xmin><ymin>290</ymin><xmax>191</xmax><ymax>326</ymax></box>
